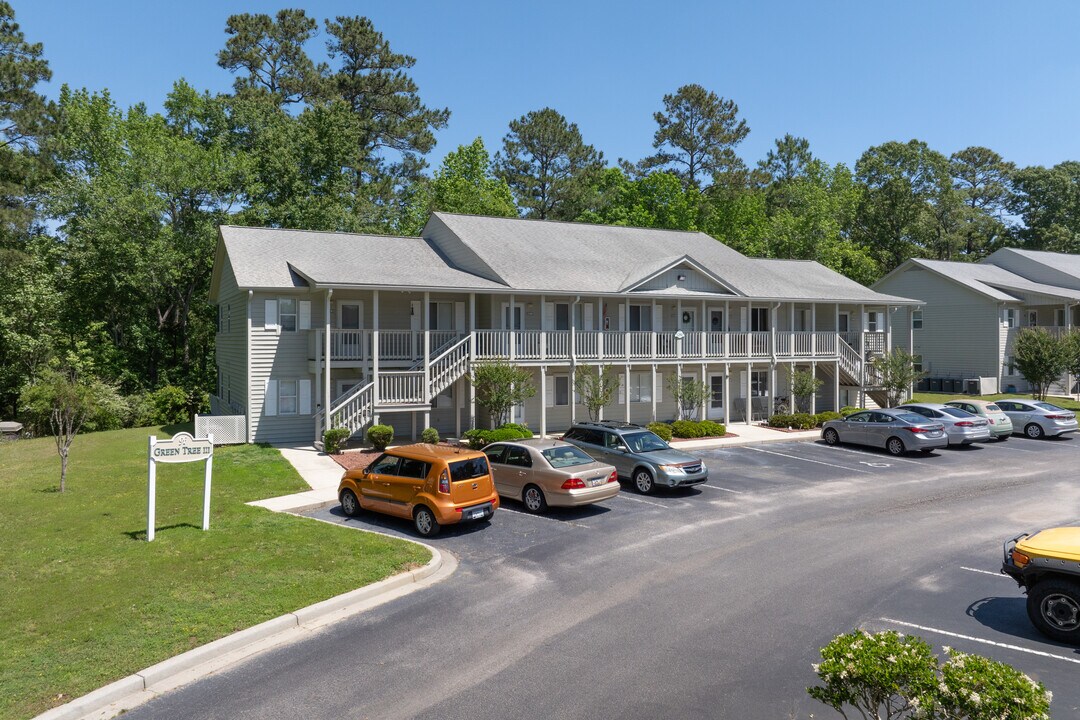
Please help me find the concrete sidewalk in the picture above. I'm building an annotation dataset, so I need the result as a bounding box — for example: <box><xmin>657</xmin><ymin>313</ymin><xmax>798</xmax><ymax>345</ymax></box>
<box><xmin>255</xmin><ymin>425</ymin><xmax>821</xmax><ymax>514</ymax></box>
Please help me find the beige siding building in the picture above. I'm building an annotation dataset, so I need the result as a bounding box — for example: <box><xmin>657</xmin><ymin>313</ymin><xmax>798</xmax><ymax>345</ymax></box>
<box><xmin>208</xmin><ymin>213</ymin><xmax>917</xmax><ymax>445</ymax></box>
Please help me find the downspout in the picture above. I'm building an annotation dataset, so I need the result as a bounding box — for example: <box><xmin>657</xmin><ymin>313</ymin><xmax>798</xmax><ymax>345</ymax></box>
<box><xmin>246</xmin><ymin>290</ymin><xmax>253</xmax><ymax>443</ymax></box>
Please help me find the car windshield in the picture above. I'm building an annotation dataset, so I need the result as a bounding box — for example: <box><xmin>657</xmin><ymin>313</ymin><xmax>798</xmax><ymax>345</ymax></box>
<box><xmin>622</xmin><ymin>431</ymin><xmax>669</xmax><ymax>453</ymax></box>
<box><xmin>541</xmin><ymin>445</ymin><xmax>595</xmax><ymax>469</ymax></box>
<box><xmin>448</xmin><ymin>457</ymin><xmax>489</xmax><ymax>481</ymax></box>
<box><xmin>941</xmin><ymin>407</ymin><xmax>971</xmax><ymax>418</ymax></box>
<box><xmin>985</xmin><ymin>404</ymin><xmax>1001</xmax><ymax>412</ymax></box>
<box><xmin>895</xmin><ymin>412</ymin><xmax>930</xmax><ymax>424</ymax></box>
<box><xmin>1034</xmin><ymin>402</ymin><xmax>1066</xmax><ymax>412</ymax></box>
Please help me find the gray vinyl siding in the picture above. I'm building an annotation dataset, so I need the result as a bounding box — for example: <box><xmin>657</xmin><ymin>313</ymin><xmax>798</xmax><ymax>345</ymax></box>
<box><xmin>213</xmin><ymin>258</ymin><xmax>248</xmax><ymax>413</ymax></box>
<box><xmin>423</xmin><ymin>214</ymin><xmax>504</xmax><ymax>284</ymax></box>
<box><xmin>875</xmin><ymin>266</ymin><xmax>1001</xmax><ymax>378</ymax></box>
<box><xmin>634</xmin><ymin>266</ymin><xmax>734</xmax><ymax>294</ymax></box>
<box><xmin>250</xmin><ymin>291</ymin><xmax>322</xmax><ymax>444</ymax></box>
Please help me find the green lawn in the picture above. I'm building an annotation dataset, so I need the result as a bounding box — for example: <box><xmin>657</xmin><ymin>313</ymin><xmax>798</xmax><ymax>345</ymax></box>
<box><xmin>0</xmin><ymin>426</ymin><xmax>429</xmax><ymax>720</ymax></box>
<box><xmin>907</xmin><ymin>391</ymin><xmax>1080</xmax><ymax>411</ymax></box>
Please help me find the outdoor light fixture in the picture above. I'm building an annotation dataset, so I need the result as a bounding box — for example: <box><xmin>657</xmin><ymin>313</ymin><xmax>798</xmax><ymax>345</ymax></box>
<box><xmin>677</xmin><ymin>273</ymin><xmax>687</xmax><ymax>281</ymax></box>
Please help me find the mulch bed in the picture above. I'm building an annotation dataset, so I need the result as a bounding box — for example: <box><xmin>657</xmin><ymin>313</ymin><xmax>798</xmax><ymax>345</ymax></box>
<box><xmin>330</xmin><ymin>441</ymin><xmax>462</xmax><ymax>471</ymax></box>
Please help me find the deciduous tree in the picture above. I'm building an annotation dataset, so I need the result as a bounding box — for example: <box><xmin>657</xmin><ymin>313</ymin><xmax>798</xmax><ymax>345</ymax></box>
<box><xmin>1014</xmin><ymin>327</ymin><xmax>1068</xmax><ymax>400</ymax></box>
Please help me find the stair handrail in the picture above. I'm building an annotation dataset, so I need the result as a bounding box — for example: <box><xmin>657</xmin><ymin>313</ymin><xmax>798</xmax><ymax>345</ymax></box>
<box><xmin>429</xmin><ymin>335</ymin><xmax>472</xmax><ymax>398</ymax></box>
<box><xmin>316</xmin><ymin>380</ymin><xmax>375</xmax><ymax>439</ymax></box>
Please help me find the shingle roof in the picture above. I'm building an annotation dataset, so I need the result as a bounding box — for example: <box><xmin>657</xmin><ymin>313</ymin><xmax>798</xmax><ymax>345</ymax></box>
<box><xmin>998</xmin><ymin>248</ymin><xmax>1080</xmax><ymax>279</ymax></box>
<box><xmin>900</xmin><ymin>258</ymin><xmax>1080</xmax><ymax>302</ymax></box>
<box><xmin>217</xmin><ymin>214</ymin><xmax>917</xmax><ymax>304</ymax></box>
<box><xmin>218</xmin><ymin>225</ymin><xmax>504</xmax><ymax>291</ymax></box>
<box><xmin>429</xmin><ymin>213</ymin><xmax>915</xmax><ymax>303</ymax></box>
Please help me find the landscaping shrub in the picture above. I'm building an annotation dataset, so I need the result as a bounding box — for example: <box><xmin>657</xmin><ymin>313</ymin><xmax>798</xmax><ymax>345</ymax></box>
<box><xmin>647</xmin><ymin>422</ymin><xmax>673</xmax><ymax>442</ymax></box>
<box><xmin>670</xmin><ymin>419</ymin><xmax>726</xmax><ymax>438</ymax></box>
<box><xmin>767</xmin><ymin>413</ymin><xmax>815</xmax><ymax>429</ymax></box>
<box><xmin>814</xmin><ymin>411</ymin><xmax>842</xmax><ymax>426</ymax></box>
<box><xmin>839</xmin><ymin>406</ymin><xmax>859</xmax><ymax>417</ymax></box>
<box><xmin>420</xmin><ymin>427</ymin><xmax>440</xmax><ymax>444</ymax></box>
<box><xmin>367</xmin><ymin>424</ymin><xmax>394</xmax><ymax>451</ymax></box>
<box><xmin>322</xmin><ymin>427</ymin><xmax>351</xmax><ymax>454</ymax></box>
<box><xmin>462</xmin><ymin>423</ymin><xmax>532</xmax><ymax>449</ymax></box>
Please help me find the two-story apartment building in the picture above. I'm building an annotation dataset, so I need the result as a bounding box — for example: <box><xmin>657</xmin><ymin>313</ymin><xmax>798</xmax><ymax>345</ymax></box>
<box><xmin>208</xmin><ymin>212</ymin><xmax>918</xmax><ymax>445</ymax></box>
<box><xmin>873</xmin><ymin>248</ymin><xmax>1080</xmax><ymax>396</ymax></box>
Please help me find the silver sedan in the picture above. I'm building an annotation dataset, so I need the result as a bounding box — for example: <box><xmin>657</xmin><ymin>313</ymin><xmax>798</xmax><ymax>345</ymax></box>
<box><xmin>994</xmin><ymin>399</ymin><xmax>1079</xmax><ymax>439</ymax></box>
<box><xmin>895</xmin><ymin>403</ymin><xmax>992</xmax><ymax>446</ymax></box>
<box><xmin>483</xmin><ymin>439</ymin><xmax>620</xmax><ymax>513</ymax></box>
<box><xmin>821</xmin><ymin>409</ymin><xmax>948</xmax><ymax>456</ymax></box>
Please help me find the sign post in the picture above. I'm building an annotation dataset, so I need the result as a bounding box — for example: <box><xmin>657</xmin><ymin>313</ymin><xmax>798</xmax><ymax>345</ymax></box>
<box><xmin>146</xmin><ymin>432</ymin><xmax>215</xmax><ymax>542</ymax></box>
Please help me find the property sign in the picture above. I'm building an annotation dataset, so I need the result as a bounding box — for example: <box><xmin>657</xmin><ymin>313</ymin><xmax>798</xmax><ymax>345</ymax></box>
<box><xmin>147</xmin><ymin>433</ymin><xmax>215</xmax><ymax>542</ymax></box>
<box><xmin>150</xmin><ymin>432</ymin><xmax>213</xmax><ymax>463</ymax></box>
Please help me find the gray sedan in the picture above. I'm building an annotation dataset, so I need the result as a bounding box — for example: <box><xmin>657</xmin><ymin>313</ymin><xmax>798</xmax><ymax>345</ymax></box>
<box><xmin>895</xmin><ymin>403</ymin><xmax>992</xmax><ymax>445</ymax></box>
<box><xmin>994</xmin><ymin>399</ymin><xmax>1079</xmax><ymax>439</ymax></box>
<box><xmin>821</xmin><ymin>409</ymin><xmax>948</xmax><ymax>456</ymax></box>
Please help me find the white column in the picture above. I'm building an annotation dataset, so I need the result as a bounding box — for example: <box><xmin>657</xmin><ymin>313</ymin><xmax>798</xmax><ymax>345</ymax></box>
<box><xmin>314</xmin><ymin>329</ymin><xmax>322</xmax><ymax>441</ymax></box>
<box><xmin>373</xmin><ymin>289</ymin><xmax>380</xmax><ymax>409</ymax></box>
<box><xmin>700</xmin><ymin>362</ymin><xmax>707</xmax><ymax>420</ymax></box>
<box><xmin>570</xmin><ymin>365</ymin><xmax>577</xmax><ymax>425</ymax></box>
<box><xmin>509</xmin><ymin>293</ymin><xmax>516</xmax><ymax>361</ymax></box>
<box><xmin>147</xmin><ymin>436</ymin><xmax>157</xmax><ymax>542</ymax></box>
<box><xmin>324</xmin><ymin>289</ymin><xmax>332</xmax><ymax>432</ymax></box>
<box><xmin>202</xmin><ymin>434</ymin><xmax>213</xmax><ymax>530</ymax></box>
<box><xmin>423</xmin><ymin>291</ymin><xmax>431</xmax><ymax>402</ymax></box>
<box><xmin>811</xmin><ymin>303</ymin><xmax>817</xmax><ymax>355</ymax></box>
<box><xmin>885</xmin><ymin>305</ymin><xmax>892</xmax><ymax>354</ymax></box>
<box><xmin>811</xmin><ymin>362</ymin><xmax>817</xmax><ymax>414</ymax></box>
<box><xmin>468</xmin><ymin>293</ymin><xmax>475</xmax><ymax>429</ymax></box>
<box><xmin>246</xmin><ymin>290</ymin><xmax>253</xmax><ymax>443</ymax></box>
<box><xmin>768</xmin><ymin>363</ymin><xmax>776</xmax><ymax>420</ymax></box>
<box><xmin>624</xmin><ymin>365</ymin><xmax>631</xmax><ymax>423</ymax></box>
<box><xmin>540</xmin><ymin>366</ymin><xmax>547</xmax><ymax>438</ymax></box>
<box><xmin>650</xmin><ymin>363</ymin><xmax>657</xmax><ymax>422</ymax></box>
<box><xmin>835</xmin><ymin>360</ymin><xmax>841</xmax><ymax>412</ymax></box>
<box><xmin>746</xmin><ymin>362</ymin><xmax>753</xmax><ymax>425</ymax></box>
<box><xmin>597</xmin><ymin>365</ymin><xmax>605</xmax><ymax>421</ymax></box>
<box><xmin>455</xmin><ymin>376</ymin><xmax>462</xmax><ymax>439</ymax></box>
<box><xmin>723</xmin><ymin>369</ymin><xmax>730</xmax><ymax>426</ymax></box>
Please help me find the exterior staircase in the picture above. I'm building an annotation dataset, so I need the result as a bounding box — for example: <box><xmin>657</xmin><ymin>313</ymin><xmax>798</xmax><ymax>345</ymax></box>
<box><xmin>315</xmin><ymin>334</ymin><xmax>473</xmax><ymax>443</ymax></box>
<box><xmin>819</xmin><ymin>335</ymin><xmax>891</xmax><ymax>408</ymax></box>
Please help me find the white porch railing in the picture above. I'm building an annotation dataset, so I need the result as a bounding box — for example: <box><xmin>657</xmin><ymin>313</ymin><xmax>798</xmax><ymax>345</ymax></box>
<box><xmin>429</xmin><ymin>335</ymin><xmax>471</xmax><ymax>398</ymax></box>
<box><xmin>316</xmin><ymin>380</ymin><xmax>374</xmax><ymax>440</ymax></box>
<box><xmin>380</xmin><ymin>371</ymin><xmax>425</xmax><ymax>404</ymax></box>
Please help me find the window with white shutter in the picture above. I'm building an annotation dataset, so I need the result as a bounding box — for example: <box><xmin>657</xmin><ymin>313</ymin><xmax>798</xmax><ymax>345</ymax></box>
<box><xmin>265</xmin><ymin>300</ymin><xmax>279</xmax><ymax>330</ymax></box>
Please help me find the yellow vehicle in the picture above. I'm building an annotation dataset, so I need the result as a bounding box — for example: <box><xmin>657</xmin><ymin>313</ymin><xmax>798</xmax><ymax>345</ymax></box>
<box><xmin>338</xmin><ymin>444</ymin><xmax>498</xmax><ymax>537</ymax></box>
<box><xmin>1002</xmin><ymin>527</ymin><xmax>1080</xmax><ymax>643</ymax></box>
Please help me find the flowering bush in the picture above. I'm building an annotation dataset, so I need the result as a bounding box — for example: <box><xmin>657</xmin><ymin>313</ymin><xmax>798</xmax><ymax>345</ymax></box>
<box><xmin>808</xmin><ymin>630</ymin><xmax>1051</xmax><ymax>719</ymax></box>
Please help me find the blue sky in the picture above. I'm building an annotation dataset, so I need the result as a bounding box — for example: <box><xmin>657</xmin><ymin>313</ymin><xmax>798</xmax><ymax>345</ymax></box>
<box><xmin>18</xmin><ymin>1</ymin><xmax>1080</xmax><ymax>172</ymax></box>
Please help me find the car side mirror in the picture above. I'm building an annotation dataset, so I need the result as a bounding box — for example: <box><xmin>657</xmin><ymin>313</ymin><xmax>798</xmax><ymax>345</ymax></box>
<box><xmin>615</xmin><ymin>443</ymin><xmax>629</xmax><ymax>453</ymax></box>
<box><xmin>364</xmin><ymin>464</ymin><xmax>374</xmax><ymax>474</ymax></box>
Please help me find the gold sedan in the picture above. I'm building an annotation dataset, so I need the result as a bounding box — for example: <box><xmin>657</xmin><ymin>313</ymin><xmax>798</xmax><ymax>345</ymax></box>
<box><xmin>483</xmin><ymin>439</ymin><xmax>620</xmax><ymax>513</ymax></box>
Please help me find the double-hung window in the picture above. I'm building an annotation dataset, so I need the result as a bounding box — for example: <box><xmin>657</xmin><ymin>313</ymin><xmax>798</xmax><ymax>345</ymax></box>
<box><xmin>911</xmin><ymin>310</ymin><xmax>922</xmax><ymax>329</ymax></box>
<box><xmin>628</xmin><ymin>305</ymin><xmax>652</xmax><ymax>331</ymax></box>
<box><xmin>278</xmin><ymin>380</ymin><xmax>298</xmax><ymax>415</ymax></box>
<box><xmin>1003</xmin><ymin>309</ymin><xmax>1016</xmax><ymax>328</ymax></box>
<box><xmin>912</xmin><ymin>355</ymin><xmax>923</xmax><ymax>374</ymax></box>
<box><xmin>750</xmin><ymin>308</ymin><xmax>769</xmax><ymax>332</ymax></box>
<box><xmin>279</xmin><ymin>299</ymin><xmax>298</xmax><ymax>332</ymax></box>
<box><xmin>429</xmin><ymin>301</ymin><xmax>453</xmax><ymax>330</ymax></box>
<box><xmin>750</xmin><ymin>370</ymin><xmax>768</xmax><ymax>397</ymax></box>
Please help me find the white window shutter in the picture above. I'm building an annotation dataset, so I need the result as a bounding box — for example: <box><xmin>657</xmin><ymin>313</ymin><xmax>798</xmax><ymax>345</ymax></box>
<box><xmin>616</xmin><ymin>303</ymin><xmax>625</xmax><ymax>331</ymax></box>
<box><xmin>656</xmin><ymin>372</ymin><xmax>663</xmax><ymax>403</ymax></box>
<box><xmin>298</xmin><ymin>300</ymin><xmax>311</xmax><ymax>330</ymax></box>
<box><xmin>740</xmin><ymin>307</ymin><xmax>748</xmax><ymax>331</ymax></box>
<box><xmin>410</xmin><ymin>300</ymin><xmax>422</xmax><ymax>332</ymax></box>
<box><xmin>543</xmin><ymin>303</ymin><xmax>555</xmax><ymax>331</ymax></box>
<box><xmin>653</xmin><ymin>305</ymin><xmax>663</xmax><ymax>332</ymax></box>
<box><xmin>582</xmin><ymin>303</ymin><xmax>594</xmax><ymax>331</ymax></box>
<box><xmin>265</xmin><ymin>379</ymin><xmax>278</xmax><ymax>416</ymax></box>
<box><xmin>265</xmin><ymin>300</ymin><xmax>279</xmax><ymax>329</ymax></box>
<box><xmin>739</xmin><ymin>371</ymin><xmax>747</xmax><ymax>398</ymax></box>
<box><xmin>618</xmin><ymin>375</ymin><xmax>625</xmax><ymax>404</ymax></box>
<box><xmin>299</xmin><ymin>379</ymin><xmax>312</xmax><ymax>415</ymax></box>
<box><xmin>454</xmin><ymin>302</ymin><xmax>465</xmax><ymax>331</ymax></box>
<box><xmin>545</xmin><ymin>378</ymin><xmax>554</xmax><ymax>407</ymax></box>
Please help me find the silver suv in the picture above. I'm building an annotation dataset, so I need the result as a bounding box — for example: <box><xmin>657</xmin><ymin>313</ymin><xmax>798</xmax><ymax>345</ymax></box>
<box><xmin>561</xmin><ymin>421</ymin><xmax>708</xmax><ymax>494</ymax></box>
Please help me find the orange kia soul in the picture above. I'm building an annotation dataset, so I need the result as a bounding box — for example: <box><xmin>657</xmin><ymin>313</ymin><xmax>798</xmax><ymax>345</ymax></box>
<box><xmin>338</xmin><ymin>444</ymin><xmax>499</xmax><ymax>537</ymax></box>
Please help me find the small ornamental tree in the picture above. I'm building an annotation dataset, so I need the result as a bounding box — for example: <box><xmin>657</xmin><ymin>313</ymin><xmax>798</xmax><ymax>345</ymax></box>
<box><xmin>469</xmin><ymin>360</ymin><xmax>535</xmax><ymax>428</ymax></box>
<box><xmin>1063</xmin><ymin>330</ymin><xmax>1080</xmax><ymax>388</ymax></box>
<box><xmin>667</xmin><ymin>375</ymin><xmax>710</xmax><ymax>421</ymax></box>
<box><xmin>871</xmin><ymin>349</ymin><xmax>926</xmax><ymax>407</ymax></box>
<box><xmin>790</xmin><ymin>368</ymin><xmax>823</xmax><ymax>413</ymax></box>
<box><xmin>809</xmin><ymin>630</ymin><xmax>1052</xmax><ymax>720</ymax></box>
<box><xmin>574</xmin><ymin>366</ymin><xmax>618</xmax><ymax>422</ymax></box>
<box><xmin>19</xmin><ymin>367</ymin><xmax>126</xmax><ymax>492</ymax></box>
<box><xmin>1015</xmin><ymin>327</ymin><xmax>1068</xmax><ymax>400</ymax></box>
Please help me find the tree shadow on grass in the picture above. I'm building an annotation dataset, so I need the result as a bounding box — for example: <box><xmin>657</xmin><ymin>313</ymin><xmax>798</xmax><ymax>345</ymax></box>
<box><xmin>123</xmin><ymin>523</ymin><xmax>201</xmax><ymax>541</ymax></box>
<box><xmin>161</xmin><ymin>422</ymin><xmax>195</xmax><ymax>437</ymax></box>
<box><xmin>34</xmin><ymin>485</ymin><xmax>64</xmax><ymax>493</ymax></box>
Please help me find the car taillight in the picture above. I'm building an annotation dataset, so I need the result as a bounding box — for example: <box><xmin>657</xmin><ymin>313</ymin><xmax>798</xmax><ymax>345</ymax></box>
<box><xmin>987</xmin><ymin>419</ymin><xmax>995</xmax><ymax>425</ymax></box>
<box><xmin>905</xmin><ymin>427</ymin><xmax>927</xmax><ymax>433</ymax></box>
<box><xmin>561</xmin><ymin>477</ymin><xmax>585</xmax><ymax>489</ymax></box>
<box><xmin>954</xmin><ymin>421</ymin><xmax>974</xmax><ymax>427</ymax></box>
<box><xmin>1045</xmin><ymin>414</ymin><xmax>1071</xmax><ymax>420</ymax></box>
<box><xmin>1011</xmin><ymin>549</ymin><xmax>1030</xmax><ymax>568</ymax></box>
<box><xmin>606</xmin><ymin>470</ymin><xmax>618</xmax><ymax>483</ymax></box>
<box><xmin>438</xmin><ymin>469</ymin><xmax>450</xmax><ymax>494</ymax></box>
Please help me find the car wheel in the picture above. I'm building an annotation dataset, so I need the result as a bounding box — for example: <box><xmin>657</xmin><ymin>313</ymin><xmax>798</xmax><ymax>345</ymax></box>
<box><xmin>339</xmin><ymin>489</ymin><xmax>361</xmax><ymax>517</ymax></box>
<box><xmin>522</xmin><ymin>484</ymin><xmax>547</xmax><ymax>513</ymax></box>
<box><xmin>823</xmin><ymin>428</ymin><xmax>840</xmax><ymax>446</ymax></box>
<box><xmin>1025</xmin><ymin>423</ymin><xmax>1044</xmax><ymax>439</ymax></box>
<box><xmin>886</xmin><ymin>436</ymin><xmax>906</xmax><ymax>456</ymax></box>
<box><xmin>997</xmin><ymin>435</ymin><xmax>1009</xmax><ymax>442</ymax></box>
<box><xmin>633</xmin><ymin>468</ymin><xmax>655</xmax><ymax>495</ymax></box>
<box><xmin>413</xmin><ymin>505</ymin><xmax>441</xmax><ymax>537</ymax></box>
<box><xmin>1026</xmin><ymin>579</ymin><xmax>1080</xmax><ymax>643</ymax></box>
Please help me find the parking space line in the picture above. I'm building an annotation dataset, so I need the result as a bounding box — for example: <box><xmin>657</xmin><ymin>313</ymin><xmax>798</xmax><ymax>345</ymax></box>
<box><xmin>497</xmin><ymin>506</ymin><xmax>591</xmax><ymax>529</ymax></box>
<box><xmin>960</xmin><ymin>566</ymin><xmax>1010</xmax><ymax>578</ymax></box>
<box><xmin>700</xmin><ymin>485</ymin><xmax>744</xmax><ymax>494</ymax></box>
<box><xmin>747</xmin><ymin>446</ymin><xmax>873</xmax><ymax>473</ymax></box>
<box><xmin>818</xmin><ymin>444</ymin><xmax>926</xmax><ymax>465</ymax></box>
<box><xmin>880</xmin><ymin>617</ymin><xmax>1080</xmax><ymax>666</ymax></box>
<box><xmin>613</xmin><ymin>495</ymin><xmax>671</xmax><ymax>509</ymax></box>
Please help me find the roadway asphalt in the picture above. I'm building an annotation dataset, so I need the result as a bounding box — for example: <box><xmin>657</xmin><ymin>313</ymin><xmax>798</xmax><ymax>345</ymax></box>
<box><xmin>124</xmin><ymin>434</ymin><xmax>1080</xmax><ymax>719</ymax></box>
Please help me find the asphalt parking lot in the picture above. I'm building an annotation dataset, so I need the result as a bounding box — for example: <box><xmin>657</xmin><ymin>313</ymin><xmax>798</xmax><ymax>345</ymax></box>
<box><xmin>128</xmin><ymin>433</ymin><xmax>1080</xmax><ymax>719</ymax></box>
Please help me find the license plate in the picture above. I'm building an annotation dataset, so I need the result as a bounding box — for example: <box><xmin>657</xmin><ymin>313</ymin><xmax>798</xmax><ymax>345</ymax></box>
<box><xmin>587</xmin><ymin>478</ymin><xmax>603</xmax><ymax>487</ymax></box>
<box><xmin>469</xmin><ymin>509</ymin><xmax>486</xmax><ymax>520</ymax></box>
<box><xmin>928</xmin><ymin>431</ymin><xmax>942</xmax><ymax>437</ymax></box>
